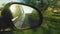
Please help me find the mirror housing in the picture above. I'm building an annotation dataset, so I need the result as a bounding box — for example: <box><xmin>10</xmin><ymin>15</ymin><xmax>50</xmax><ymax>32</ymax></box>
<box><xmin>1</xmin><ymin>2</ymin><xmax>43</xmax><ymax>31</ymax></box>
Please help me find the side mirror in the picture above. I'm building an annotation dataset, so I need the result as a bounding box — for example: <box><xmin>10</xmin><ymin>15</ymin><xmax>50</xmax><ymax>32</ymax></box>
<box><xmin>1</xmin><ymin>2</ymin><xmax>43</xmax><ymax>31</ymax></box>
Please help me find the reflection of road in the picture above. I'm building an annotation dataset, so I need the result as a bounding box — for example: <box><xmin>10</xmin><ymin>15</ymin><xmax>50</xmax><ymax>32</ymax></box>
<box><xmin>15</xmin><ymin>13</ymin><xmax>25</xmax><ymax>29</ymax></box>
<box><xmin>21</xmin><ymin>14</ymin><xmax>29</xmax><ymax>28</ymax></box>
<box><xmin>15</xmin><ymin>13</ymin><xmax>38</xmax><ymax>29</ymax></box>
<box><xmin>21</xmin><ymin>14</ymin><xmax>36</xmax><ymax>28</ymax></box>
<box><xmin>15</xmin><ymin>14</ymin><xmax>30</xmax><ymax>29</ymax></box>
<box><xmin>22</xmin><ymin>14</ymin><xmax>38</xmax><ymax>28</ymax></box>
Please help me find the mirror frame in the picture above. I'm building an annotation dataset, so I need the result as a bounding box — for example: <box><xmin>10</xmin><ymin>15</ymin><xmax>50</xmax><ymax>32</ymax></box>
<box><xmin>2</xmin><ymin>2</ymin><xmax>43</xmax><ymax>30</ymax></box>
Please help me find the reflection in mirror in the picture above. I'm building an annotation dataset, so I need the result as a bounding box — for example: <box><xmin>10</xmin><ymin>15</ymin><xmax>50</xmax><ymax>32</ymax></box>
<box><xmin>9</xmin><ymin>4</ymin><xmax>40</xmax><ymax>30</ymax></box>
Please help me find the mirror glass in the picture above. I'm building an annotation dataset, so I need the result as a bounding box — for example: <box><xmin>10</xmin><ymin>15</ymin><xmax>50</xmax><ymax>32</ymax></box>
<box><xmin>9</xmin><ymin>4</ymin><xmax>40</xmax><ymax>30</ymax></box>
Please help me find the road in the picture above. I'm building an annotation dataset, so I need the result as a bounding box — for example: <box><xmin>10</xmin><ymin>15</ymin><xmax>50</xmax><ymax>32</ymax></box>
<box><xmin>14</xmin><ymin>13</ymin><xmax>25</xmax><ymax>29</ymax></box>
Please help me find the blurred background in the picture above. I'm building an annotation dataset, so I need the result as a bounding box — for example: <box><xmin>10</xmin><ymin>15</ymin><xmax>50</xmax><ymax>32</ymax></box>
<box><xmin>0</xmin><ymin>0</ymin><xmax>60</xmax><ymax>34</ymax></box>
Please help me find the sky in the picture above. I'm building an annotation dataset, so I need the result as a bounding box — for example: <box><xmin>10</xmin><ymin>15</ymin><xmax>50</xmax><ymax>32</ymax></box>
<box><xmin>0</xmin><ymin>0</ymin><xmax>24</xmax><ymax>4</ymax></box>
